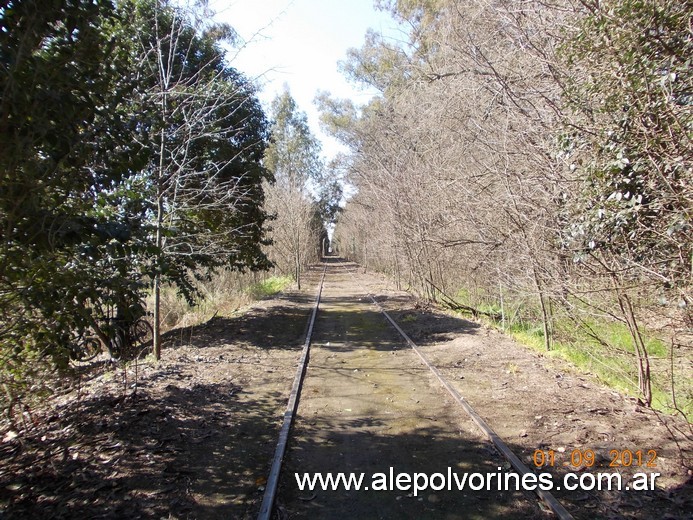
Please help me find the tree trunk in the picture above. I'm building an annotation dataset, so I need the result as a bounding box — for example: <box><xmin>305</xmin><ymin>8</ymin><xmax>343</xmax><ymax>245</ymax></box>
<box><xmin>533</xmin><ymin>267</ymin><xmax>552</xmax><ymax>351</ymax></box>
<box><xmin>295</xmin><ymin>249</ymin><xmax>301</xmax><ymax>291</ymax></box>
<box><xmin>499</xmin><ymin>281</ymin><xmax>506</xmax><ymax>331</ymax></box>
<box><xmin>618</xmin><ymin>290</ymin><xmax>652</xmax><ymax>406</ymax></box>
<box><xmin>153</xmin><ymin>126</ymin><xmax>165</xmax><ymax>361</ymax></box>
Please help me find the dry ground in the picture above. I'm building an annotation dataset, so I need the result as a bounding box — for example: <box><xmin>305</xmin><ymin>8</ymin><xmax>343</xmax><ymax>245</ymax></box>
<box><xmin>0</xmin><ymin>259</ymin><xmax>690</xmax><ymax>519</ymax></box>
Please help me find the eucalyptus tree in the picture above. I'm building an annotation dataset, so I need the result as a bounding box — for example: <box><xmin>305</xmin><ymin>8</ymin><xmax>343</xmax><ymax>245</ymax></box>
<box><xmin>263</xmin><ymin>89</ymin><xmax>324</xmax><ymax>289</ymax></box>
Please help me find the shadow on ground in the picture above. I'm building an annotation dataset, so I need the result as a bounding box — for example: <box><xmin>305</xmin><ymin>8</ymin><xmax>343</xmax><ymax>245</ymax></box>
<box><xmin>0</xmin><ymin>380</ymin><xmax>284</xmax><ymax>519</ymax></box>
<box><xmin>3</xmin><ymin>380</ymin><xmax>688</xmax><ymax>520</ymax></box>
<box><xmin>163</xmin><ymin>292</ymin><xmax>316</xmax><ymax>352</ymax></box>
<box><xmin>277</xmin><ymin>416</ymin><xmax>539</xmax><ymax>519</ymax></box>
<box><xmin>2</xmin><ymin>260</ymin><xmax>689</xmax><ymax>520</ymax></box>
<box><xmin>275</xmin><ymin>409</ymin><xmax>693</xmax><ymax>520</ymax></box>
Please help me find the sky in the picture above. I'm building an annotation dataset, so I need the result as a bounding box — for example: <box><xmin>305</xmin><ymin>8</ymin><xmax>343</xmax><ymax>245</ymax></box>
<box><xmin>211</xmin><ymin>0</ymin><xmax>402</xmax><ymax>161</ymax></box>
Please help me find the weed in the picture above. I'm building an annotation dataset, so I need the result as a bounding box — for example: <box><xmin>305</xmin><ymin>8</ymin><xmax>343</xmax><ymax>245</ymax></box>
<box><xmin>247</xmin><ymin>276</ymin><xmax>293</xmax><ymax>299</ymax></box>
<box><xmin>452</xmin><ymin>289</ymin><xmax>691</xmax><ymax>419</ymax></box>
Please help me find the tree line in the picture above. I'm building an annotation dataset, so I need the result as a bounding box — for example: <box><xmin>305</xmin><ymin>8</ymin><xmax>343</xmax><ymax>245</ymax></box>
<box><xmin>0</xmin><ymin>0</ymin><xmax>332</xmax><ymax>413</ymax></box>
<box><xmin>322</xmin><ymin>0</ymin><xmax>691</xmax><ymax>413</ymax></box>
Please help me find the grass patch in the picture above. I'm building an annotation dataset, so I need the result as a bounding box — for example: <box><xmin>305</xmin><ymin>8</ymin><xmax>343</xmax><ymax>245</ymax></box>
<box><xmin>246</xmin><ymin>275</ymin><xmax>293</xmax><ymax>299</ymax></box>
<box><xmin>504</xmin><ymin>318</ymin><xmax>691</xmax><ymax>418</ymax></box>
<box><xmin>450</xmin><ymin>288</ymin><xmax>691</xmax><ymax>419</ymax></box>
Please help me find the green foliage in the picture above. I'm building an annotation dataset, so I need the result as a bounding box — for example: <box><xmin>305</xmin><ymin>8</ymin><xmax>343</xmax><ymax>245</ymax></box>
<box><xmin>560</xmin><ymin>0</ymin><xmax>692</xmax><ymax>290</ymax></box>
<box><xmin>329</xmin><ymin>0</ymin><xmax>691</xmax><ymax>414</ymax></box>
<box><xmin>247</xmin><ymin>276</ymin><xmax>293</xmax><ymax>299</ymax></box>
<box><xmin>315</xmin><ymin>92</ymin><xmax>359</xmax><ymax>146</ymax></box>
<box><xmin>263</xmin><ymin>88</ymin><xmax>331</xmax><ymax>287</ymax></box>
<box><xmin>265</xmin><ymin>88</ymin><xmax>323</xmax><ymax>192</ymax></box>
<box><xmin>315</xmin><ymin>172</ymin><xmax>344</xmax><ymax>226</ymax></box>
<box><xmin>119</xmin><ymin>0</ymin><xmax>273</xmax><ymax>299</ymax></box>
<box><xmin>0</xmin><ymin>0</ymin><xmax>151</xmax><ymax>364</ymax></box>
<box><xmin>0</xmin><ymin>0</ymin><xmax>273</xmax><ymax>404</ymax></box>
<box><xmin>340</xmin><ymin>29</ymin><xmax>411</xmax><ymax>93</ymax></box>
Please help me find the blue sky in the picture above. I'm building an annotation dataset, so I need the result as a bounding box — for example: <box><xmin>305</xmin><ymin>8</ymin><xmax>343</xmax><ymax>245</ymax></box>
<box><xmin>213</xmin><ymin>0</ymin><xmax>402</xmax><ymax>160</ymax></box>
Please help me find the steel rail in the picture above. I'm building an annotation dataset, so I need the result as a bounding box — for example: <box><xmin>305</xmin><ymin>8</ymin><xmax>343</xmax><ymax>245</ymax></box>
<box><xmin>357</xmin><ymin>275</ymin><xmax>575</xmax><ymax>520</ymax></box>
<box><xmin>257</xmin><ymin>263</ymin><xmax>327</xmax><ymax>520</ymax></box>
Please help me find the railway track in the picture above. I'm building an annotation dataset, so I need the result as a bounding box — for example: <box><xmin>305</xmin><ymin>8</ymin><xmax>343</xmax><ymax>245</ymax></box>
<box><xmin>258</xmin><ymin>259</ymin><xmax>574</xmax><ymax>519</ymax></box>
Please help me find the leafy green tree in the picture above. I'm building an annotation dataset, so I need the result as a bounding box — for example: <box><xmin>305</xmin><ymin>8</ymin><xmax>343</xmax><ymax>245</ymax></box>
<box><xmin>0</xmin><ymin>0</ymin><xmax>273</xmax><ymax>410</ymax></box>
<box><xmin>340</xmin><ymin>28</ymin><xmax>411</xmax><ymax>94</ymax></box>
<box><xmin>0</xmin><ymin>0</ymin><xmax>152</xmax><ymax>380</ymax></box>
<box><xmin>264</xmin><ymin>89</ymin><xmax>325</xmax><ymax>288</ymax></box>
<box><xmin>265</xmin><ymin>89</ymin><xmax>323</xmax><ymax>191</ymax></box>
<box><xmin>560</xmin><ymin>0</ymin><xmax>692</xmax><ymax>405</ymax></box>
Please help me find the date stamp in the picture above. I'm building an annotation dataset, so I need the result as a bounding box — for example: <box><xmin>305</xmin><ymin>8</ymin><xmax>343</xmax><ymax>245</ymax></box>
<box><xmin>533</xmin><ymin>448</ymin><xmax>658</xmax><ymax>469</ymax></box>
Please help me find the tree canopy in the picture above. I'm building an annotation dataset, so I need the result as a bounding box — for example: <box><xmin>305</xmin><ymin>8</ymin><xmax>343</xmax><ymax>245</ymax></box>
<box><xmin>262</xmin><ymin>88</ymin><xmax>326</xmax><ymax>289</ymax></box>
<box><xmin>0</xmin><ymin>0</ymin><xmax>272</xmax><ymax>376</ymax></box>
<box><xmin>324</xmin><ymin>0</ymin><xmax>691</xmax><ymax>411</ymax></box>
<box><xmin>1</xmin><ymin>0</ymin><xmax>689</xmax><ymax>416</ymax></box>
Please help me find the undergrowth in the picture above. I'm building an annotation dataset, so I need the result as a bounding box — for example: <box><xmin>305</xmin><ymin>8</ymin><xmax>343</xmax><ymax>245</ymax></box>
<box><xmin>246</xmin><ymin>275</ymin><xmax>293</xmax><ymax>299</ymax></box>
<box><xmin>450</xmin><ymin>290</ymin><xmax>692</xmax><ymax>420</ymax></box>
<box><xmin>150</xmin><ymin>273</ymin><xmax>295</xmax><ymax>333</ymax></box>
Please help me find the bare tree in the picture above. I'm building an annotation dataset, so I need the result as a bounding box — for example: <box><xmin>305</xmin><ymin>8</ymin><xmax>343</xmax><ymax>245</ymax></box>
<box><xmin>135</xmin><ymin>0</ymin><xmax>271</xmax><ymax>358</ymax></box>
<box><xmin>263</xmin><ymin>89</ymin><xmax>324</xmax><ymax>289</ymax></box>
<box><xmin>327</xmin><ymin>0</ymin><xmax>691</xmax><ymax>411</ymax></box>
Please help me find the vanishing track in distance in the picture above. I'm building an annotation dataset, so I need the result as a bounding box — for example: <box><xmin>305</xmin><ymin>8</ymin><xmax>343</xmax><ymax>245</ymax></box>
<box><xmin>258</xmin><ymin>259</ymin><xmax>573</xmax><ymax>520</ymax></box>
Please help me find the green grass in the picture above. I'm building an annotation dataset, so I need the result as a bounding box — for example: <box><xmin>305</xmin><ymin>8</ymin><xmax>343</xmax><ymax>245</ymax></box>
<box><xmin>505</xmin><ymin>318</ymin><xmax>691</xmax><ymax>418</ymax></box>
<box><xmin>247</xmin><ymin>275</ymin><xmax>293</xmax><ymax>299</ymax></box>
<box><xmin>449</xmin><ymin>290</ymin><xmax>691</xmax><ymax>419</ymax></box>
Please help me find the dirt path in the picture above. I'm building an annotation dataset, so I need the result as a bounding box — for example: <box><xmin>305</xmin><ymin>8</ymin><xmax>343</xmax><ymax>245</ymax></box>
<box><xmin>274</xmin><ymin>260</ymin><xmax>691</xmax><ymax>519</ymax></box>
<box><xmin>1</xmin><ymin>259</ymin><xmax>690</xmax><ymax>519</ymax></box>
<box><xmin>276</xmin><ymin>260</ymin><xmax>539</xmax><ymax>519</ymax></box>
<box><xmin>351</xmin><ymin>262</ymin><xmax>692</xmax><ymax>520</ymax></box>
